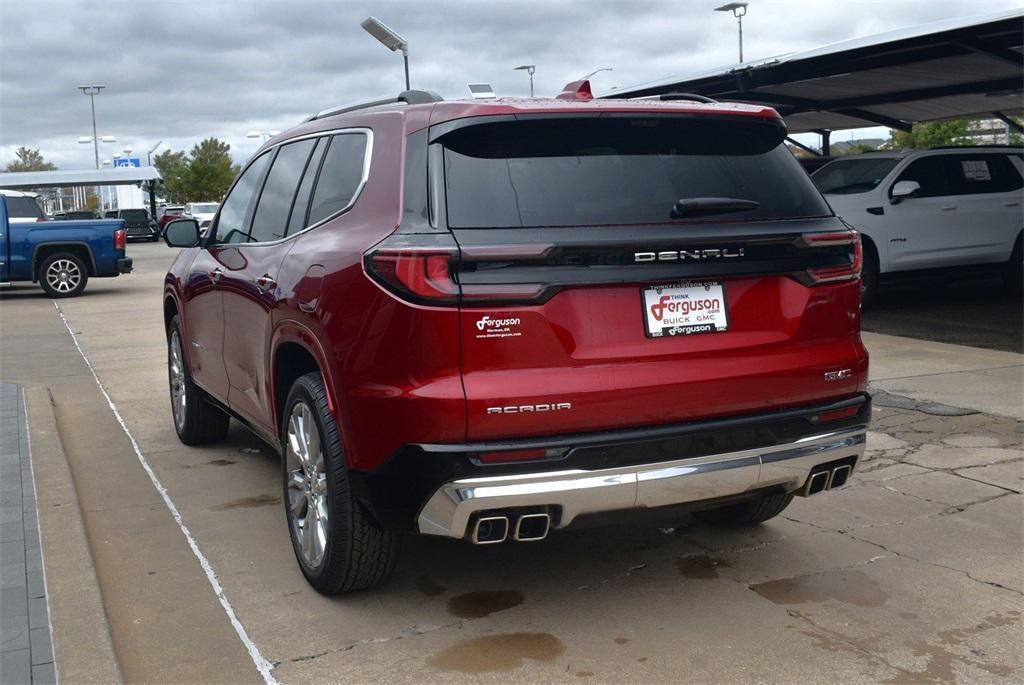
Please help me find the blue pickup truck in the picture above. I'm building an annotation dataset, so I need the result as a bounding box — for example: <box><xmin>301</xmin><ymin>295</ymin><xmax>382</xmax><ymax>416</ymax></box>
<box><xmin>1</xmin><ymin>191</ymin><xmax>133</xmax><ymax>297</ymax></box>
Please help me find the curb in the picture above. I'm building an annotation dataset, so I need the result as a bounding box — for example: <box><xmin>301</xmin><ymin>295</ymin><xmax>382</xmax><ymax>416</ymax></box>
<box><xmin>24</xmin><ymin>385</ymin><xmax>122</xmax><ymax>684</ymax></box>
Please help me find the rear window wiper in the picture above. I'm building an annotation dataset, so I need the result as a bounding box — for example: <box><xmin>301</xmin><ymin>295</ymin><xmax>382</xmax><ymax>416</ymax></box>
<box><xmin>670</xmin><ymin>197</ymin><xmax>760</xmax><ymax>219</ymax></box>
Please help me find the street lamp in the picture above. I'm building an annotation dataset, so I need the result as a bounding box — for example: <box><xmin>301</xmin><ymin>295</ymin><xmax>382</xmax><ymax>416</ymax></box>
<box><xmin>513</xmin><ymin>65</ymin><xmax>536</xmax><ymax>97</ymax></box>
<box><xmin>146</xmin><ymin>141</ymin><xmax>163</xmax><ymax>166</ymax></box>
<box><xmin>361</xmin><ymin>16</ymin><xmax>410</xmax><ymax>91</ymax></box>
<box><xmin>77</xmin><ymin>85</ymin><xmax>107</xmax><ymax>169</ymax></box>
<box><xmin>715</xmin><ymin>2</ymin><xmax>749</xmax><ymax>63</ymax></box>
<box><xmin>580</xmin><ymin>67</ymin><xmax>613</xmax><ymax>81</ymax></box>
<box><xmin>246</xmin><ymin>130</ymin><xmax>281</xmax><ymax>143</ymax></box>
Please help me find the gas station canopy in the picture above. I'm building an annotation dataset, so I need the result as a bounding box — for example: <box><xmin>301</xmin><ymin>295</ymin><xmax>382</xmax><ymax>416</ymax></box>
<box><xmin>609</xmin><ymin>9</ymin><xmax>1023</xmax><ymax>134</ymax></box>
<box><xmin>0</xmin><ymin>166</ymin><xmax>161</xmax><ymax>190</ymax></box>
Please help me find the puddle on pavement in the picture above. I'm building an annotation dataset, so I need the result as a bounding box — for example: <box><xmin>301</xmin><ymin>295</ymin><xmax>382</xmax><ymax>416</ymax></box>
<box><xmin>675</xmin><ymin>555</ymin><xmax>732</xmax><ymax>580</ymax></box>
<box><xmin>429</xmin><ymin>633</ymin><xmax>565</xmax><ymax>673</ymax></box>
<box><xmin>417</xmin><ymin>574</ymin><xmax>447</xmax><ymax>597</ymax></box>
<box><xmin>207</xmin><ymin>458</ymin><xmax>237</xmax><ymax>466</ymax></box>
<box><xmin>447</xmin><ymin>590</ymin><xmax>524</xmax><ymax>618</ymax></box>
<box><xmin>750</xmin><ymin>569</ymin><xmax>888</xmax><ymax>607</ymax></box>
<box><xmin>211</xmin><ymin>494</ymin><xmax>279</xmax><ymax>510</ymax></box>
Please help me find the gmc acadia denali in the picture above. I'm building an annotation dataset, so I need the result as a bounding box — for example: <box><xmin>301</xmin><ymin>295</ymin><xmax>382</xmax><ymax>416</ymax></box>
<box><xmin>162</xmin><ymin>82</ymin><xmax>870</xmax><ymax>593</ymax></box>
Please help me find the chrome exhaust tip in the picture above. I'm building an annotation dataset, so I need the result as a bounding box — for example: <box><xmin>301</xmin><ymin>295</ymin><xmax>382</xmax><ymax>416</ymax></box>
<box><xmin>472</xmin><ymin>516</ymin><xmax>509</xmax><ymax>545</ymax></box>
<box><xmin>829</xmin><ymin>464</ymin><xmax>853</xmax><ymax>489</ymax></box>
<box><xmin>513</xmin><ymin>513</ymin><xmax>551</xmax><ymax>542</ymax></box>
<box><xmin>802</xmin><ymin>470</ymin><xmax>830</xmax><ymax>496</ymax></box>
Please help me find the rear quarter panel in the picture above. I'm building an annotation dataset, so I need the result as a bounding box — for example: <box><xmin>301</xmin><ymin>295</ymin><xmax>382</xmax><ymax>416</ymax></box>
<box><xmin>10</xmin><ymin>219</ymin><xmax>125</xmax><ymax>279</ymax></box>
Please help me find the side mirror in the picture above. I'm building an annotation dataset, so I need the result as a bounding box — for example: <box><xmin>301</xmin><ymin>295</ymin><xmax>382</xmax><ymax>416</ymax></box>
<box><xmin>890</xmin><ymin>180</ymin><xmax>920</xmax><ymax>204</ymax></box>
<box><xmin>164</xmin><ymin>218</ymin><xmax>201</xmax><ymax>248</ymax></box>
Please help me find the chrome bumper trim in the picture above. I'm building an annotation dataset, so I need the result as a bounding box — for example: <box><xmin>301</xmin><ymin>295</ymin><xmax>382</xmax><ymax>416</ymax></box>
<box><xmin>417</xmin><ymin>427</ymin><xmax>866</xmax><ymax>538</ymax></box>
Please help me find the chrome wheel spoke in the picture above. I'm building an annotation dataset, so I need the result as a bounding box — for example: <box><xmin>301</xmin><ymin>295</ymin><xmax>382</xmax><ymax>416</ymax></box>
<box><xmin>285</xmin><ymin>399</ymin><xmax>330</xmax><ymax>569</ymax></box>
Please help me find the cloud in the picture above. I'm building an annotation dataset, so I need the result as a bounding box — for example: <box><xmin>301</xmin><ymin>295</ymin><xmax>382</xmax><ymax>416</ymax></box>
<box><xmin>1</xmin><ymin>0</ymin><xmax>1017</xmax><ymax>168</ymax></box>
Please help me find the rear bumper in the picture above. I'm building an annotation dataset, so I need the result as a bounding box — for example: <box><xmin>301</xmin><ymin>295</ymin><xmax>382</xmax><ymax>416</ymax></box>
<box><xmin>116</xmin><ymin>257</ymin><xmax>133</xmax><ymax>274</ymax></box>
<box><xmin>417</xmin><ymin>426</ymin><xmax>865</xmax><ymax>538</ymax></box>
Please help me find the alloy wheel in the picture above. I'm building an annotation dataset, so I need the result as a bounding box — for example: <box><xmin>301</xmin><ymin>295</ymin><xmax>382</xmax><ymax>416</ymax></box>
<box><xmin>285</xmin><ymin>402</ymin><xmax>328</xmax><ymax>569</ymax></box>
<box><xmin>168</xmin><ymin>330</ymin><xmax>187</xmax><ymax>432</ymax></box>
<box><xmin>45</xmin><ymin>259</ymin><xmax>81</xmax><ymax>293</ymax></box>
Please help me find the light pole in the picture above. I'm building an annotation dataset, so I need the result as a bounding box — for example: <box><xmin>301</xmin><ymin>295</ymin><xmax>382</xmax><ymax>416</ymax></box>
<box><xmin>246</xmin><ymin>130</ymin><xmax>281</xmax><ymax>143</ymax></box>
<box><xmin>715</xmin><ymin>2</ymin><xmax>749</xmax><ymax>63</ymax></box>
<box><xmin>514</xmin><ymin>65</ymin><xmax>536</xmax><ymax>97</ymax></box>
<box><xmin>77</xmin><ymin>85</ymin><xmax>107</xmax><ymax>169</ymax></box>
<box><xmin>361</xmin><ymin>16</ymin><xmax>410</xmax><ymax>90</ymax></box>
<box><xmin>580</xmin><ymin>67</ymin><xmax>613</xmax><ymax>81</ymax></box>
<box><xmin>147</xmin><ymin>141</ymin><xmax>162</xmax><ymax>166</ymax></box>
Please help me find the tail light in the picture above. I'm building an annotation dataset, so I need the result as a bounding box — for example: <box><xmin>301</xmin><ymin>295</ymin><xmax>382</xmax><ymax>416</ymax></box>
<box><xmin>366</xmin><ymin>248</ymin><xmax>546</xmax><ymax>306</ymax></box>
<box><xmin>114</xmin><ymin>228</ymin><xmax>126</xmax><ymax>250</ymax></box>
<box><xmin>801</xmin><ymin>230</ymin><xmax>861</xmax><ymax>284</ymax></box>
<box><xmin>36</xmin><ymin>216</ymin><xmax>49</xmax><ymax>222</ymax></box>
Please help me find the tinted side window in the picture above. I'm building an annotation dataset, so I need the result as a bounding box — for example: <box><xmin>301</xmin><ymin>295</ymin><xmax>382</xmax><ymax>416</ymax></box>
<box><xmin>4</xmin><ymin>197</ymin><xmax>44</xmax><ymax>219</ymax></box>
<box><xmin>249</xmin><ymin>139</ymin><xmax>317</xmax><ymax>242</ymax></box>
<box><xmin>946</xmin><ymin>154</ymin><xmax>1023</xmax><ymax>195</ymax></box>
<box><xmin>307</xmin><ymin>134</ymin><xmax>368</xmax><ymax>226</ymax></box>
<box><xmin>287</xmin><ymin>138</ymin><xmax>327</xmax><ymax>235</ymax></box>
<box><xmin>893</xmin><ymin>157</ymin><xmax>949</xmax><ymax>198</ymax></box>
<box><xmin>214</xmin><ymin>152</ymin><xmax>271</xmax><ymax>243</ymax></box>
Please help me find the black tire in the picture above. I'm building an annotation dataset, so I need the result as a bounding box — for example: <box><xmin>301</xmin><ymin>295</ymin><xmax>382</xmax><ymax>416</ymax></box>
<box><xmin>859</xmin><ymin>239</ymin><xmax>880</xmax><ymax>308</ymax></box>
<box><xmin>692</xmin><ymin>492</ymin><xmax>794</xmax><ymax>527</ymax></box>
<box><xmin>281</xmin><ymin>372</ymin><xmax>396</xmax><ymax>594</ymax></box>
<box><xmin>1003</xmin><ymin>234</ymin><xmax>1022</xmax><ymax>297</ymax></box>
<box><xmin>38</xmin><ymin>252</ymin><xmax>88</xmax><ymax>298</ymax></box>
<box><xmin>167</xmin><ymin>315</ymin><xmax>230</xmax><ymax>445</ymax></box>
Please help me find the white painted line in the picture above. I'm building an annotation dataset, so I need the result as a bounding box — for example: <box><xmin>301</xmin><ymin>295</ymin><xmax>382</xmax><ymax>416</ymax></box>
<box><xmin>52</xmin><ymin>301</ymin><xmax>278</xmax><ymax>684</ymax></box>
<box><xmin>22</xmin><ymin>389</ymin><xmax>59</xmax><ymax>683</ymax></box>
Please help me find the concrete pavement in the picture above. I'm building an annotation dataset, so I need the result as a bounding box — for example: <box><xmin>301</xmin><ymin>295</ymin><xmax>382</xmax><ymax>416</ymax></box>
<box><xmin>0</xmin><ymin>241</ymin><xmax>1020</xmax><ymax>684</ymax></box>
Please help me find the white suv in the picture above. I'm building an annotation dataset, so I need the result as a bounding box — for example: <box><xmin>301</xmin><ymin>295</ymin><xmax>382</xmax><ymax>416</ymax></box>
<box><xmin>813</xmin><ymin>147</ymin><xmax>1023</xmax><ymax>303</ymax></box>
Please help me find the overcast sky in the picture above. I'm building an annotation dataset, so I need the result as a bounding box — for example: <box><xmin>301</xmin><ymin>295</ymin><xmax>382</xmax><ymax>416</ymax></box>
<box><xmin>1</xmin><ymin>0</ymin><xmax>1018</xmax><ymax>169</ymax></box>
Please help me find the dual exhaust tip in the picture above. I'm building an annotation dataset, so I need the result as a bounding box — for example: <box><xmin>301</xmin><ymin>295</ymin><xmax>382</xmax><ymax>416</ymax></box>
<box><xmin>472</xmin><ymin>513</ymin><xmax>551</xmax><ymax>544</ymax></box>
<box><xmin>802</xmin><ymin>463</ymin><xmax>853</xmax><ymax>496</ymax></box>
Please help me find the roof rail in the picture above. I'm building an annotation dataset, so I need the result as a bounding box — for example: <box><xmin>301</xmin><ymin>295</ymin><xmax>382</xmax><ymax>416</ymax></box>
<box><xmin>658</xmin><ymin>93</ymin><xmax>718</xmax><ymax>104</ymax></box>
<box><xmin>928</xmin><ymin>144</ymin><xmax>1022</xmax><ymax>150</ymax></box>
<box><xmin>305</xmin><ymin>89</ymin><xmax>443</xmax><ymax>122</ymax></box>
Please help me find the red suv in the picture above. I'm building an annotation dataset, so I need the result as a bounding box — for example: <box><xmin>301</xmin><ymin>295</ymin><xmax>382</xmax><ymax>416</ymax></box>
<box><xmin>162</xmin><ymin>83</ymin><xmax>869</xmax><ymax>594</ymax></box>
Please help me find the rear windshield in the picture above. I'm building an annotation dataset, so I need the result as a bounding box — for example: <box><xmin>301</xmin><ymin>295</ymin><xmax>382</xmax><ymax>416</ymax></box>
<box><xmin>440</xmin><ymin>116</ymin><xmax>831</xmax><ymax>228</ymax></box>
<box><xmin>121</xmin><ymin>209</ymin><xmax>150</xmax><ymax>221</ymax></box>
<box><xmin>190</xmin><ymin>203</ymin><xmax>218</xmax><ymax>214</ymax></box>
<box><xmin>812</xmin><ymin>157</ymin><xmax>900</xmax><ymax>195</ymax></box>
<box><xmin>4</xmin><ymin>196</ymin><xmax>44</xmax><ymax>219</ymax></box>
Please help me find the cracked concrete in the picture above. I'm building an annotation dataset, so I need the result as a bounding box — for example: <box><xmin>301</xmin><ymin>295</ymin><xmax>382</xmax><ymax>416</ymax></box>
<box><xmin>2</xmin><ymin>242</ymin><xmax>1021</xmax><ymax>684</ymax></box>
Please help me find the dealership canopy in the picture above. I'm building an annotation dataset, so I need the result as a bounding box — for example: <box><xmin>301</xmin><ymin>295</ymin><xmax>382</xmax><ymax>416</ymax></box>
<box><xmin>608</xmin><ymin>9</ymin><xmax>1023</xmax><ymax>135</ymax></box>
<box><xmin>0</xmin><ymin>166</ymin><xmax>161</xmax><ymax>190</ymax></box>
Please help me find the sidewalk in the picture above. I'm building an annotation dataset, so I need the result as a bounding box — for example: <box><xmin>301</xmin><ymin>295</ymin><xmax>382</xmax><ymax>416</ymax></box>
<box><xmin>865</xmin><ymin>331</ymin><xmax>1024</xmax><ymax>420</ymax></box>
<box><xmin>1</xmin><ymin>383</ymin><xmax>55</xmax><ymax>684</ymax></box>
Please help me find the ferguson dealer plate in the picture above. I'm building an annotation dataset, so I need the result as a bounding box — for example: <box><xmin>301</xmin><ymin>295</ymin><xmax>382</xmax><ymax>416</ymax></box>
<box><xmin>642</xmin><ymin>281</ymin><xmax>729</xmax><ymax>338</ymax></box>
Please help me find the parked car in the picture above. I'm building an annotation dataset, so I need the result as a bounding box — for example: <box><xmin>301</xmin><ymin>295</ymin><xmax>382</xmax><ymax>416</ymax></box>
<box><xmin>183</xmin><ymin>202</ymin><xmax>219</xmax><ymax>235</ymax></box>
<box><xmin>158</xmin><ymin>205</ymin><xmax>185</xmax><ymax>231</ymax></box>
<box><xmin>104</xmin><ymin>208</ymin><xmax>159</xmax><ymax>241</ymax></box>
<box><xmin>1</xmin><ymin>189</ymin><xmax>47</xmax><ymax>223</ymax></box>
<box><xmin>58</xmin><ymin>210</ymin><xmax>102</xmax><ymax>221</ymax></box>
<box><xmin>812</xmin><ymin>147</ymin><xmax>1024</xmax><ymax>303</ymax></box>
<box><xmin>1</xmin><ymin>194</ymin><xmax>132</xmax><ymax>297</ymax></box>
<box><xmin>162</xmin><ymin>85</ymin><xmax>869</xmax><ymax>593</ymax></box>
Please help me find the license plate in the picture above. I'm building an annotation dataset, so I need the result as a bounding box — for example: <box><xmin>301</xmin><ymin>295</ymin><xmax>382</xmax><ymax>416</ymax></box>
<box><xmin>641</xmin><ymin>281</ymin><xmax>729</xmax><ymax>338</ymax></box>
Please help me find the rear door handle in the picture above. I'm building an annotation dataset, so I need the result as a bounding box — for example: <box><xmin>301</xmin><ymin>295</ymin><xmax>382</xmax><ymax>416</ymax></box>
<box><xmin>940</xmin><ymin>205</ymin><xmax>957</xmax><ymax>211</ymax></box>
<box><xmin>255</xmin><ymin>274</ymin><xmax>277</xmax><ymax>293</ymax></box>
<box><xmin>209</xmin><ymin>267</ymin><xmax>223</xmax><ymax>283</ymax></box>
<box><xmin>1004</xmin><ymin>201</ymin><xmax>1020</xmax><ymax>207</ymax></box>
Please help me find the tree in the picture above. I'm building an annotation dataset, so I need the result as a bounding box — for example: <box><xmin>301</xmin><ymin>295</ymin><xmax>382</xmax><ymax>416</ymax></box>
<box><xmin>153</xmin><ymin>149</ymin><xmax>189</xmax><ymax>203</ymax></box>
<box><xmin>183</xmin><ymin>138</ymin><xmax>236</xmax><ymax>201</ymax></box>
<box><xmin>889</xmin><ymin>120</ymin><xmax>970</xmax><ymax>149</ymax></box>
<box><xmin>5</xmin><ymin>146</ymin><xmax>57</xmax><ymax>172</ymax></box>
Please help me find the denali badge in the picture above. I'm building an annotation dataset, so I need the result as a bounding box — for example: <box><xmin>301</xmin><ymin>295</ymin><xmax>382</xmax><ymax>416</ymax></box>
<box><xmin>634</xmin><ymin>248</ymin><xmax>744</xmax><ymax>262</ymax></box>
<box><xmin>487</xmin><ymin>403</ymin><xmax>571</xmax><ymax>415</ymax></box>
<box><xmin>824</xmin><ymin>369</ymin><xmax>853</xmax><ymax>382</ymax></box>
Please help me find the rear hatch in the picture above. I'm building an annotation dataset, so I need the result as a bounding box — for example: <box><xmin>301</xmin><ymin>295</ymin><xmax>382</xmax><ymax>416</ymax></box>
<box><xmin>370</xmin><ymin>112</ymin><xmax>866</xmax><ymax>443</ymax></box>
